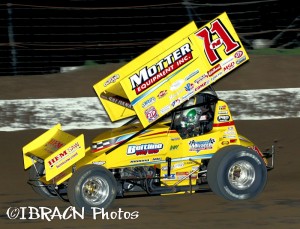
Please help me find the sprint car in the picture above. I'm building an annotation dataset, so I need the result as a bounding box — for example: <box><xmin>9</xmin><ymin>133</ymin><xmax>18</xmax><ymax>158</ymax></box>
<box><xmin>23</xmin><ymin>12</ymin><xmax>274</xmax><ymax>215</ymax></box>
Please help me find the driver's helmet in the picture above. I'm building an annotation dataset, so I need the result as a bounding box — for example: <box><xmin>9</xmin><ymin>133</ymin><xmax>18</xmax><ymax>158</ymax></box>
<box><xmin>186</xmin><ymin>108</ymin><xmax>197</xmax><ymax>123</ymax></box>
<box><xmin>181</xmin><ymin>97</ymin><xmax>201</xmax><ymax>126</ymax></box>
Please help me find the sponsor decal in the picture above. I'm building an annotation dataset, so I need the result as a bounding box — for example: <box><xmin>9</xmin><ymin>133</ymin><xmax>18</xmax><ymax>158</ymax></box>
<box><xmin>184</xmin><ymin>83</ymin><xmax>194</xmax><ymax>92</ymax></box>
<box><xmin>170</xmin><ymin>79</ymin><xmax>184</xmax><ymax>91</ymax></box>
<box><xmin>162</xmin><ymin>162</ymin><xmax>185</xmax><ymax>171</ymax></box>
<box><xmin>207</xmin><ymin>64</ymin><xmax>221</xmax><ymax>77</ymax></box>
<box><xmin>171</xmin><ymin>99</ymin><xmax>181</xmax><ymax>107</ymax></box>
<box><xmin>195</xmin><ymin>80</ymin><xmax>210</xmax><ymax>92</ymax></box>
<box><xmin>161</xmin><ymin>166</ymin><xmax>168</xmax><ymax>171</ymax></box>
<box><xmin>236</xmin><ymin>56</ymin><xmax>246</xmax><ymax>65</ymax></box>
<box><xmin>213</xmin><ymin>121</ymin><xmax>235</xmax><ymax>128</ymax></box>
<box><xmin>189</xmin><ymin>138</ymin><xmax>215</xmax><ymax>153</ymax></box>
<box><xmin>169</xmin><ymin>88</ymin><xmax>184</xmax><ymax>100</ymax></box>
<box><xmin>170</xmin><ymin>145</ymin><xmax>179</xmax><ymax>150</ymax></box>
<box><xmin>176</xmin><ymin>172</ymin><xmax>188</xmax><ymax>179</ymax></box>
<box><xmin>174</xmin><ymin>162</ymin><xmax>185</xmax><ymax>169</ymax></box>
<box><xmin>127</xmin><ymin>143</ymin><xmax>163</xmax><ymax>156</ymax></box>
<box><xmin>219</xmin><ymin>105</ymin><xmax>227</xmax><ymax>110</ymax></box>
<box><xmin>152</xmin><ymin>157</ymin><xmax>162</xmax><ymax>161</ymax></box>
<box><xmin>218</xmin><ymin>110</ymin><xmax>228</xmax><ymax>114</ymax></box>
<box><xmin>92</xmin><ymin>140</ymin><xmax>111</xmax><ymax>152</ymax></box>
<box><xmin>223</xmin><ymin>135</ymin><xmax>237</xmax><ymax>139</ymax></box>
<box><xmin>223</xmin><ymin>61</ymin><xmax>235</xmax><ymax>74</ymax></box>
<box><xmin>176</xmin><ymin>172</ymin><xmax>197</xmax><ymax>179</ymax></box>
<box><xmin>185</xmin><ymin>69</ymin><xmax>199</xmax><ymax>81</ymax></box>
<box><xmin>194</xmin><ymin>73</ymin><xmax>208</xmax><ymax>84</ymax></box>
<box><xmin>145</xmin><ymin>106</ymin><xmax>159</xmax><ymax>122</ymax></box>
<box><xmin>224</xmin><ymin>130</ymin><xmax>236</xmax><ymax>135</ymax></box>
<box><xmin>157</xmin><ymin>90</ymin><xmax>167</xmax><ymax>99</ymax></box>
<box><xmin>142</xmin><ymin>97</ymin><xmax>155</xmax><ymax>108</ymax></box>
<box><xmin>234</xmin><ymin>50</ymin><xmax>243</xmax><ymax>58</ymax></box>
<box><xmin>130</xmin><ymin>159</ymin><xmax>150</xmax><ymax>163</ymax></box>
<box><xmin>217</xmin><ymin>115</ymin><xmax>230</xmax><ymax>122</ymax></box>
<box><xmin>45</xmin><ymin>139</ymin><xmax>64</xmax><ymax>153</ymax></box>
<box><xmin>248</xmin><ymin>145</ymin><xmax>263</xmax><ymax>157</ymax></box>
<box><xmin>48</xmin><ymin>142</ymin><xmax>81</xmax><ymax>168</ymax></box>
<box><xmin>104</xmin><ymin>74</ymin><xmax>120</xmax><ymax>87</ymax></box>
<box><xmin>160</xmin><ymin>105</ymin><xmax>171</xmax><ymax>115</ymax></box>
<box><xmin>221</xmin><ymin>141</ymin><xmax>230</xmax><ymax>145</ymax></box>
<box><xmin>92</xmin><ymin>161</ymin><xmax>106</xmax><ymax>165</ymax></box>
<box><xmin>100</xmin><ymin>92</ymin><xmax>133</xmax><ymax>110</ymax></box>
<box><xmin>130</xmin><ymin>43</ymin><xmax>193</xmax><ymax>94</ymax></box>
<box><xmin>210</xmin><ymin>71</ymin><xmax>223</xmax><ymax>82</ymax></box>
<box><xmin>221</xmin><ymin>56</ymin><xmax>234</xmax><ymax>67</ymax></box>
<box><xmin>162</xmin><ymin>174</ymin><xmax>176</xmax><ymax>180</ymax></box>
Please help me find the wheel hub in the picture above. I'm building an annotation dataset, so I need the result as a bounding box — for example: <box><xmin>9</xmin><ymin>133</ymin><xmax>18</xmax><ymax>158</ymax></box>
<box><xmin>82</xmin><ymin>176</ymin><xmax>109</xmax><ymax>205</ymax></box>
<box><xmin>228</xmin><ymin>160</ymin><xmax>255</xmax><ymax>190</ymax></box>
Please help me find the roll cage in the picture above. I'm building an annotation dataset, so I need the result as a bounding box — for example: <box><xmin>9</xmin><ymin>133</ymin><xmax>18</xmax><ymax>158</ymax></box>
<box><xmin>170</xmin><ymin>91</ymin><xmax>218</xmax><ymax>138</ymax></box>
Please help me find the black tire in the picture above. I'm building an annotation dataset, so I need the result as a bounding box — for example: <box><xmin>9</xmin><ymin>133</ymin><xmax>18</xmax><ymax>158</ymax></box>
<box><xmin>67</xmin><ymin>164</ymin><xmax>117</xmax><ymax>215</ymax></box>
<box><xmin>207</xmin><ymin>145</ymin><xmax>267</xmax><ymax>200</ymax></box>
<box><xmin>28</xmin><ymin>163</ymin><xmax>58</xmax><ymax>199</ymax></box>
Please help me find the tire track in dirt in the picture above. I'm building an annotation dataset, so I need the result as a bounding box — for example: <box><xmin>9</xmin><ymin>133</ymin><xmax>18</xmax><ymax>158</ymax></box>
<box><xmin>1</xmin><ymin>88</ymin><xmax>299</xmax><ymax>131</ymax></box>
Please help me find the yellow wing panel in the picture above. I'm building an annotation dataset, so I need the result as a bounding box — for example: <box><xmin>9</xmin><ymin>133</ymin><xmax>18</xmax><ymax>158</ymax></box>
<box><xmin>94</xmin><ymin>12</ymin><xmax>249</xmax><ymax>127</ymax></box>
<box><xmin>93</xmin><ymin>21</ymin><xmax>198</xmax><ymax>122</ymax></box>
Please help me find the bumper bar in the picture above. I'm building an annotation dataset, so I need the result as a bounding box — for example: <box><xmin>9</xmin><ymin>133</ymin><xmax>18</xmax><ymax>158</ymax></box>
<box><xmin>263</xmin><ymin>145</ymin><xmax>275</xmax><ymax>171</ymax></box>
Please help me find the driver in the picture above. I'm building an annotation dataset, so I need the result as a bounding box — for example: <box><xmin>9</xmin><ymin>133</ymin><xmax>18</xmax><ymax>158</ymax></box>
<box><xmin>180</xmin><ymin>108</ymin><xmax>201</xmax><ymax>137</ymax></box>
<box><xmin>177</xmin><ymin>94</ymin><xmax>213</xmax><ymax>138</ymax></box>
<box><xmin>178</xmin><ymin>97</ymin><xmax>202</xmax><ymax>138</ymax></box>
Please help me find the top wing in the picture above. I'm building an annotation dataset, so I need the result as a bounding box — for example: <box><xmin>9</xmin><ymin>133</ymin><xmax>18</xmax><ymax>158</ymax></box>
<box><xmin>94</xmin><ymin>12</ymin><xmax>249</xmax><ymax>128</ymax></box>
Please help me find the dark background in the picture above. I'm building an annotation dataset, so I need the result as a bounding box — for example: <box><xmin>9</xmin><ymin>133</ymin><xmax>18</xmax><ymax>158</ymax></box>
<box><xmin>0</xmin><ymin>0</ymin><xmax>299</xmax><ymax>76</ymax></box>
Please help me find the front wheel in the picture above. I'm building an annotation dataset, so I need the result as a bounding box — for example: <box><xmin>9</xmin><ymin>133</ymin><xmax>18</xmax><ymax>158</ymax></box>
<box><xmin>67</xmin><ymin>164</ymin><xmax>117</xmax><ymax>215</ymax></box>
<box><xmin>207</xmin><ymin>145</ymin><xmax>267</xmax><ymax>200</ymax></box>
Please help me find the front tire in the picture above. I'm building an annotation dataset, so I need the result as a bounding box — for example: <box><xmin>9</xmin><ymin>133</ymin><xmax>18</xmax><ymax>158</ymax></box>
<box><xmin>68</xmin><ymin>164</ymin><xmax>117</xmax><ymax>215</ymax></box>
<box><xmin>207</xmin><ymin>145</ymin><xmax>267</xmax><ymax>200</ymax></box>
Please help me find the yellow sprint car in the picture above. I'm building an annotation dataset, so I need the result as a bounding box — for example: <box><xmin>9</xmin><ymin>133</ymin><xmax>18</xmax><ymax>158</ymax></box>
<box><xmin>22</xmin><ymin>12</ymin><xmax>274</xmax><ymax>215</ymax></box>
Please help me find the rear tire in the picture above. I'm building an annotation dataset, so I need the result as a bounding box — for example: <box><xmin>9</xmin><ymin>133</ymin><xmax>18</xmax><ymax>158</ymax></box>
<box><xmin>68</xmin><ymin>164</ymin><xmax>117</xmax><ymax>215</ymax></box>
<box><xmin>29</xmin><ymin>163</ymin><xmax>58</xmax><ymax>199</ymax></box>
<box><xmin>207</xmin><ymin>145</ymin><xmax>267</xmax><ymax>200</ymax></box>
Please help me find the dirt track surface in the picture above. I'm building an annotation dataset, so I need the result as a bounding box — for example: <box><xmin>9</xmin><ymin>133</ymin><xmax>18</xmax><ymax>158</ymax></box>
<box><xmin>0</xmin><ymin>55</ymin><xmax>299</xmax><ymax>100</ymax></box>
<box><xmin>1</xmin><ymin>55</ymin><xmax>300</xmax><ymax>228</ymax></box>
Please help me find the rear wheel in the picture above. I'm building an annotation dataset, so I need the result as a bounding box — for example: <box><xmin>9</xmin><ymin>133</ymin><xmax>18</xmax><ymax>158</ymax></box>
<box><xmin>28</xmin><ymin>163</ymin><xmax>58</xmax><ymax>199</ymax></box>
<box><xmin>68</xmin><ymin>164</ymin><xmax>117</xmax><ymax>215</ymax></box>
<box><xmin>207</xmin><ymin>145</ymin><xmax>267</xmax><ymax>200</ymax></box>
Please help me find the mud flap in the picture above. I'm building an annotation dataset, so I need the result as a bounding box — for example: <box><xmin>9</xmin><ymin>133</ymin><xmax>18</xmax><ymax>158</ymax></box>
<box><xmin>23</xmin><ymin>123</ymin><xmax>86</xmax><ymax>181</ymax></box>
